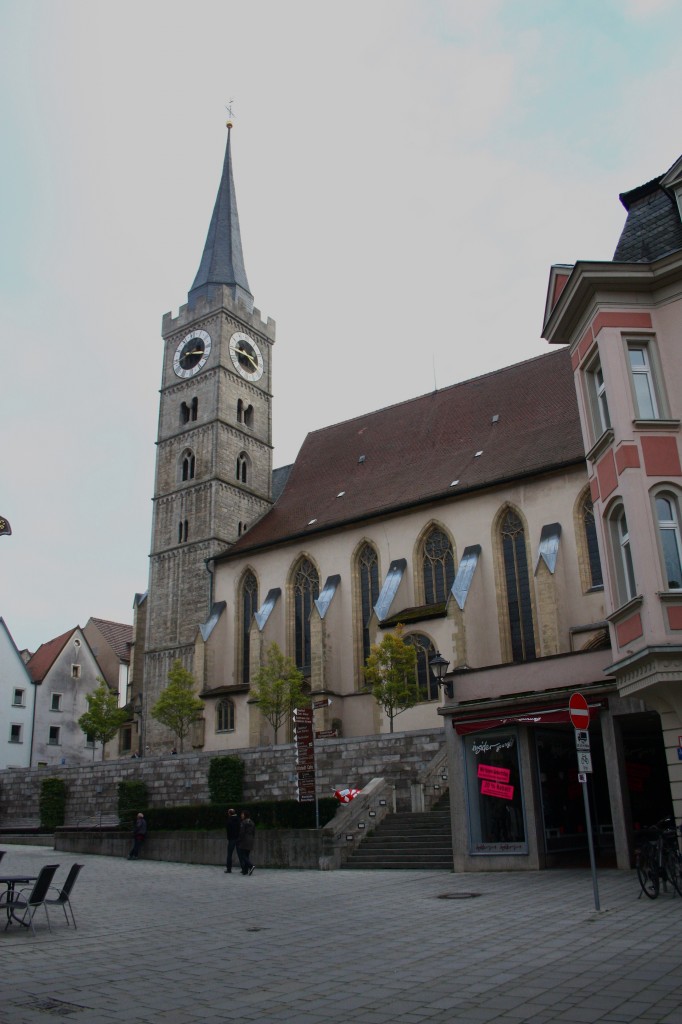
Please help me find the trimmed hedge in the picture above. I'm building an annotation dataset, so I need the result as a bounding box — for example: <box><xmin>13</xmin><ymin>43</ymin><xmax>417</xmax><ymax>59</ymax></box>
<box><xmin>143</xmin><ymin>798</ymin><xmax>339</xmax><ymax>832</ymax></box>
<box><xmin>208</xmin><ymin>756</ymin><xmax>244</xmax><ymax>804</ymax></box>
<box><xmin>39</xmin><ymin>777</ymin><xmax>67</xmax><ymax>829</ymax></box>
<box><xmin>118</xmin><ymin>780</ymin><xmax>149</xmax><ymax>828</ymax></box>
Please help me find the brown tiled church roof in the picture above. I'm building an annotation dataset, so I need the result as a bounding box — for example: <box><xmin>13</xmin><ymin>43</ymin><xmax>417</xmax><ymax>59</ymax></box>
<box><xmin>222</xmin><ymin>346</ymin><xmax>583</xmax><ymax>559</ymax></box>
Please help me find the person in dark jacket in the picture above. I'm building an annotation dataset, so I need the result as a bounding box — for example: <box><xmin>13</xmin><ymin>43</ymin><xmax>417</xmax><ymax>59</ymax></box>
<box><xmin>238</xmin><ymin>811</ymin><xmax>256</xmax><ymax>875</ymax></box>
<box><xmin>225</xmin><ymin>808</ymin><xmax>241</xmax><ymax>873</ymax></box>
<box><xmin>128</xmin><ymin>812</ymin><xmax>147</xmax><ymax>860</ymax></box>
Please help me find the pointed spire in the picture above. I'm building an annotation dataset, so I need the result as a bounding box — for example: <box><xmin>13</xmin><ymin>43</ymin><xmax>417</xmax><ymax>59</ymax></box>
<box><xmin>188</xmin><ymin>122</ymin><xmax>253</xmax><ymax>311</ymax></box>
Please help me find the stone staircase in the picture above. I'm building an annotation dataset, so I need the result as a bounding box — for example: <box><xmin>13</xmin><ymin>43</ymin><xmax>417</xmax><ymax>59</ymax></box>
<box><xmin>342</xmin><ymin>799</ymin><xmax>453</xmax><ymax>870</ymax></box>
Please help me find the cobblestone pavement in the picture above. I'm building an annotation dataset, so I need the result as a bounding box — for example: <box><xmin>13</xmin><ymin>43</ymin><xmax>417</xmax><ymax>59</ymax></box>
<box><xmin>1</xmin><ymin>844</ymin><xmax>681</xmax><ymax>1024</ymax></box>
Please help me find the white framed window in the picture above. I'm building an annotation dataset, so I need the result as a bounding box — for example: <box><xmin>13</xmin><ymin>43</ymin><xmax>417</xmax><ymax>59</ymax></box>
<box><xmin>48</xmin><ymin>725</ymin><xmax>61</xmax><ymax>745</ymax></box>
<box><xmin>12</xmin><ymin>688</ymin><xmax>25</xmax><ymax>707</ymax></box>
<box><xmin>627</xmin><ymin>341</ymin><xmax>661</xmax><ymax>420</ymax></box>
<box><xmin>216</xmin><ymin>699</ymin><xmax>235</xmax><ymax>733</ymax></box>
<box><xmin>10</xmin><ymin>723</ymin><xmax>22</xmax><ymax>744</ymax></box>
<box><xmin>585</xmin><ymin>356</ymin><xmax>611</xmax><ymax>439</ymax></box>
<box><xmin>608</xmin><ymin>504</ymin><xmax>637</xmax><ymax>605</ymax></box>
<box><xmin>655</xmin><ymin>492</ymin><xmax>682</xmax><ymax>590</ymax></box>
<box><xmin>85</xmin><ymin>733</ymin><xmax>95</xmax><ymax>748</ymax></box>
<box><xmin>71</xmin><ymin>664</ymin><xmax>81</xmax><ymax>679</ymax></box>
<box><xmin>51</xmin><ymin>693</ymin><xmax>63</xmax><ymax>712</ymax></box>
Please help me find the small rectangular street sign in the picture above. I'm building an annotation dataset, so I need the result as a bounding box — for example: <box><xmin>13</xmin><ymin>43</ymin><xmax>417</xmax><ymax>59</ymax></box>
<box><xmin>577</xmin><ymin>750</ymin><xmax>593</xmax><ymax>773</ymax></box>
<box><xmin>313</xmin><ymin>698</ymin><xmax>332</xmax><ymax>709</ymax></box>
<box><xmin>575</xmin><ymin>730</ymin><xmax>590</xmax><ymax>751</ymax></box>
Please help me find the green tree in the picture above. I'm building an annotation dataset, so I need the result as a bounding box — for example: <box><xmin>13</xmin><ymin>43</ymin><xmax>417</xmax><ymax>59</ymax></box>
<box><xmin>150</xmin><ymin>659</ymin><xmax>204</xmax><ymax>752</ymax></box>
<box><xmin>250</xmin><ymin>642</ymin><xmax>309</xmax><ymax>744</ymax></box>
<box><xmin>364</xmin><ymin>624</ymin><xmax>420</xmax><ymax>733</ymax></box>
<box><xmin>78</xmin><ymin>677</ymin><xmax>129</xmax><ymax>760</ymax></box>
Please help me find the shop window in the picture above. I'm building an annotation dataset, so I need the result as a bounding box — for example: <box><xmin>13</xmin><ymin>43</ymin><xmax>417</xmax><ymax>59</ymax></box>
<box><xmin>422</xmin><ymin>527</ymin><xmax>455</xmax><ymax>603</ymax></box>
<box><xmin>464</xmin><ymin>729</ymin><xmax>528</xmax><ymax>854</ymax></box>
<box><xmin>655</xmin><ymin>492</ymin><xmax>682</xmax><ymax>590</ymax></box>
<box><xmin>216</xmin><ymin>699</ymin><xmax>235</xmax><ymax>733</ymax></box>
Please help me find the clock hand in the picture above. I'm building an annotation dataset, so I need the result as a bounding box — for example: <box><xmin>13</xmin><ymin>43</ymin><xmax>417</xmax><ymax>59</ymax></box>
<box><xmin>236</xmin><ymin>346</ymin><xmax>258</xmax><ymax>370</ymax></box>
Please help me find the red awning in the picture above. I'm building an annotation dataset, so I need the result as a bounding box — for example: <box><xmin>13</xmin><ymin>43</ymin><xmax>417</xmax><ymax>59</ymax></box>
<box><xmin>452</xmin><ymin>698</ymin><xmax>608</xmax><ymax>735</ymax></box>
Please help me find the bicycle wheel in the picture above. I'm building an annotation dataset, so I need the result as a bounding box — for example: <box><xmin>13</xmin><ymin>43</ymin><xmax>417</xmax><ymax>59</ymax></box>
<box><xmin>663</xmin><ymin>848</ymin><xmax>682</xmax><ymax>896</ymax></box>
<box><xmin>637</xmin><ymin>843</ymin><xmax>660</xmax><ymax>899</ymax></box>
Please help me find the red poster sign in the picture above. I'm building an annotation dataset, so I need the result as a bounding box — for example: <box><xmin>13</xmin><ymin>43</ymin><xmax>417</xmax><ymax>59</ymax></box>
<box><xmin>478</xmin><ymin>764</ymin><xmax>511</xmax><ymax>784</ymax></box>
<box><xmin>480</xmin><ymin>779</ymin><xmax>515</xmax><ymax>800</ymax></box>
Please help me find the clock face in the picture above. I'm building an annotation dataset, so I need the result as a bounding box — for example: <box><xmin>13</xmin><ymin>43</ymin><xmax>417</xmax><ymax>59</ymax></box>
<box><xmin>173</xmin><ymin>330</ymin><xmax>212</xmax><ymax>378</ymax></box>
<box><xmin>229</xmin><ymin>332</ymin><xmax>264</xmax><ymax>382</ymax></box>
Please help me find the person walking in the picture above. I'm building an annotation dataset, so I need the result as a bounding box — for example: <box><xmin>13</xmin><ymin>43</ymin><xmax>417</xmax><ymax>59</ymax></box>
<box><xmin>225</xmin><ymin>808</ymin><xmax>241</xmax><ymax>873</ymax></box>
<box><xmin>128</xmin><ymin>812</ymin><xmax>147</xmax><ymax>860</ymax></box>
<box><xmin>238</xmin><ymin>810</ymin><xmax>256</xmax><ymax>875</ymax></box>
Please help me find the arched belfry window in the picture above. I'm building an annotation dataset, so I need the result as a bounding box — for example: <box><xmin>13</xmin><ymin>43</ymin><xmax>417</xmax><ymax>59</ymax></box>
<box><xmin>240</xmin><ymin>570</ymin><xmax>258</xmax><ymax>684</ymax></box>
<box><xmin>236</xmin><ymin>451</ymin><xmax>249</xmax><ymax>484</ymax></box>
<box><xmin>293</xmin><ymin>558</ymin><xmax>319</xmax><ymax>674</ymax></box>
<box><xmin>422</xmin><ymin>526</ymin><xmax>455</xmax><ymax>603</ymax></box>
<box><xmin>181</xmin><ymin>449</ymin><xmax>196</xmax><ymax>482</ymax></box>
<box><xmin>358</xmin><ymin>543</ymin><xmax>380</xmax><ymax>668</ymax></box>
<box><xmin>500</xmin><ymin>509</ymin><xmax>536</xmax><ymax>662</ymax></box>
<box><xmin>404</xmin><ymin>633</ymin><xmax>438</xmax><ymax>701</ymax></box>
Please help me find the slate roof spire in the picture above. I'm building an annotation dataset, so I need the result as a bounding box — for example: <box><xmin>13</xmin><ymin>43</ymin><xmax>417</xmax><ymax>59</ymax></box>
<box><xmin>188</xmin><ymin>121</ymin><xmax>253</xmax><ymax>311</ymax></box>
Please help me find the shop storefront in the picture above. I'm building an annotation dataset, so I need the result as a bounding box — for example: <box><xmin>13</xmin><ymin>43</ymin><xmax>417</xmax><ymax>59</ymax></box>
<box><xmin>443</xmin><ymin>686</ymin><xmax>673</xmax><ymax>871</ymax></box>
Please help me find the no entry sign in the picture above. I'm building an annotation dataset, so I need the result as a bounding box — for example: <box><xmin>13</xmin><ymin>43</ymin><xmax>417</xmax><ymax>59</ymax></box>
<box><xmin>569</xmin><ymin>692</ymin><xmax>590</xmax><ymax>730</ymax></box>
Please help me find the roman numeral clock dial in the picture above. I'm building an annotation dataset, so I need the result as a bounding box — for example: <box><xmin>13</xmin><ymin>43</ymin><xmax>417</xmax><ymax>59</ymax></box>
<box><xmin>173</xmin><ymin>330</ymin><xmax>212</xmax><ymax>378</ymax></box>
<box><xmin>229</xmin><ymin>331</ymin><xmax>264</xmax><ymax>382</ymax></box>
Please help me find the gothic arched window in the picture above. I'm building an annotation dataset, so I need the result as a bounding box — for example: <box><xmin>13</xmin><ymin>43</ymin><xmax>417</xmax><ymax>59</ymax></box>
<box><xmin>500</xmin><ymin>510</ymin><xmax>536</xmax><ymax>662</ymax></box>
<box><xmin>404</xmin><ymin>632</ymin><xmax>438</xmax><ymax>701</ymax></box>
<box><xmin>422</xmin><ymin>527</ymin><xmax>455</xmax><ymax>603</ymax></box>
<box><xmin>216</xmin><ymin>699</ymin><xmax>235</xmax><ymax>733</ymax></box>
<box><xmin>358</xmin><ymin>543</ymin><xmax>380</xmax><ymax>669</ymax></box>
<box><xmin>582</xmin><ymin>494</ymin><xmax>603</xmax><ymax>589</ymax></box>
<box><xmin>293</xmin><ymin>558</ymin><xmax>319</xmax><ymax>674</ymax></box>
<box><xmin>241</xmin><ymin>570</ymin><xmax>258</xmax><ymax>684</ymax></box>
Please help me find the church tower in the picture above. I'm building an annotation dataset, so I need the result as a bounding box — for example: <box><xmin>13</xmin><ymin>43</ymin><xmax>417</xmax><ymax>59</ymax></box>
<box><xmin>142</xmin><ymin>122</ymin><xmax>275</xmax><ymax>750</ymax></box>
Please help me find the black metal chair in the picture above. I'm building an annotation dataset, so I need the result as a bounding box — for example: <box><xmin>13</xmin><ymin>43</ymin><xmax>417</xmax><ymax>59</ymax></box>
<box><xmin>1</xmin><ymin>864</ymin><xmax>59</xmax><ymax>935</ymax></box>
<box><xmin>45</xmin><ymin>863</ymin><xmax>84</xmax><ymax>928</ymax></box>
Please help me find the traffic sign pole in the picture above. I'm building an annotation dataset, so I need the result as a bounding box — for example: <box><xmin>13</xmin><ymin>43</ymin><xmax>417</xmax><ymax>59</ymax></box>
<box><xmin>570</xmin><ymin>693</ymin><xmax>600</xmax><ymax>911</ymax></box>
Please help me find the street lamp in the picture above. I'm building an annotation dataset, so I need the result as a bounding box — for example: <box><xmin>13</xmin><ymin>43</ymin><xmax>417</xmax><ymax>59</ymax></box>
<box><xmin>429</xmin><ymin>651</ymin><xmax>453</xmax><ymax>699</ymax></box>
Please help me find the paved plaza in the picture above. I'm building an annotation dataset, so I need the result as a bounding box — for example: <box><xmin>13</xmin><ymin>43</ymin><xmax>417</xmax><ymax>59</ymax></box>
<box><xmin>0</xmin><ymin>844</ymin><xmax>681</xmax><ymax>1024</ymax></box>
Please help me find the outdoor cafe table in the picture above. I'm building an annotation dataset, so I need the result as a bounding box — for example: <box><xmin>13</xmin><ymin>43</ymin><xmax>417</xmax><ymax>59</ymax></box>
<box><xmin>0</xmin><ymin>875</ymin><xmax>38</xmax><ymax>927</ymax></box>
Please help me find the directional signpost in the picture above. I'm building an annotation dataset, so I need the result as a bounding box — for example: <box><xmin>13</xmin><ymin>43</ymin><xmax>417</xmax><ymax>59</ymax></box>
<box><xmin>294</xmin><ymin>698</ymin><xmax>333</xmax><ymax>829</ymax></box>
<box><xmin>570</xmin><ymin>692</ymin><xmax>600</xmax><ymax>911</ymax></box>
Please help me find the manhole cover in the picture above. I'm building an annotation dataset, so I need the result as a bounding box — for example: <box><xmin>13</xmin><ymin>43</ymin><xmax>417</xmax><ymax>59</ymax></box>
<box><xmin>22</xmin><ymin>998</ymin><xmax>86</xmax><ymax>1016</ymax></box>
<box><xmin>437</xmin><ymin>892</ymin><xmax>482</xmax><ymax>900</ymax></box>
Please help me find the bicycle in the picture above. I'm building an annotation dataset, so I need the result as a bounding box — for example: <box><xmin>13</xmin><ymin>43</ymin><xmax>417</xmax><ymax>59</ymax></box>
<box><xmin>635</xmin><ymin>817</ymin><xmax>682</xmax><ymax>899</ymax></box>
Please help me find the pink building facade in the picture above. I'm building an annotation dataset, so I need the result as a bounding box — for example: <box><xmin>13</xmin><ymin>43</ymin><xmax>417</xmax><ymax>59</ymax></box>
<box><xmin>543</xmin><ymin>155</ymin><xmax>682</xmax><ymax>833</ymax></box>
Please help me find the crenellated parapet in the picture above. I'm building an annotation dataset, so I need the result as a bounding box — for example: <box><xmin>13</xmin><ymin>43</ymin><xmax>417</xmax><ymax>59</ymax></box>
<box><xmin>162</xmin><ymin>285</ymin><xmax>276</xmax><ymax>343</ymax></box>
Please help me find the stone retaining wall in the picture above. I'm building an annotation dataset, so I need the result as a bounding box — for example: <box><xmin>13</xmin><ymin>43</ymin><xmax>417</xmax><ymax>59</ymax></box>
<box><xmin>0</xmin><ymin>729</ymin><xmax>444</xmax><ymax>826</ymax></box>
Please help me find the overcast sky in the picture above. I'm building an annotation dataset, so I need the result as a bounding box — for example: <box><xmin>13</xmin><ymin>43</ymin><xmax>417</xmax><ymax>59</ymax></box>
<box><xmin>2</xmin><ymin>0</ymin><xmax>682</xmax><ymax>653</ymax></box>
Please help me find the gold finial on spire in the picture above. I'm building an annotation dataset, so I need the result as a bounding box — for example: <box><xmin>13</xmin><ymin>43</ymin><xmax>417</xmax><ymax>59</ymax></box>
<box><xmin>225</xmin><ymin>99</ymin><xmax>235</xmax><ymax>130</ymax></box>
